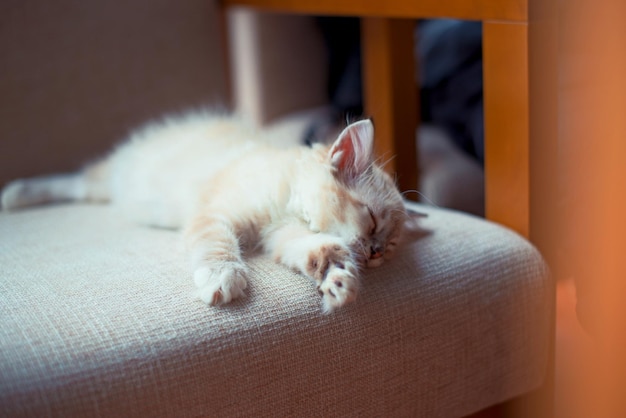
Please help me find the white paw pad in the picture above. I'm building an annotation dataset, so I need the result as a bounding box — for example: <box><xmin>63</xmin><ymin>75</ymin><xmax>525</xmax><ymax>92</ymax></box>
<box><xmin>318</xmin><ymin>267</ymin><xmax>358</xmax><ymax>313</ymax></box>
<box><xmin>193</xmin><ymin>263</ymin><xmax>248</xmax><ymax>305</ymax></box>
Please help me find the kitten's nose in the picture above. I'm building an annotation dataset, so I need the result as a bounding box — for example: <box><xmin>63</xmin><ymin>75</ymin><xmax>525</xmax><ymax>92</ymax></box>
<box><xmin>370</xmin><ymin>246</ymin><xmax>384</xmax><ymax>259</ymax></box>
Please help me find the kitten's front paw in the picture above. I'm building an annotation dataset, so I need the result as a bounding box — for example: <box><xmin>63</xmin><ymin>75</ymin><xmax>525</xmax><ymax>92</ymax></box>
<box><xmin>318</xmin><ymin>267</ymin><xmax>359</xmax><ymax>313</ymax></box>
<box><xmin>307</xmin><ymin>242</ymin><xmax>354</xmax><ymax>283</ymax></box>
<box><xmin>193</xmin><ymin>262</ymin><xmax>248</xmax><ymax>306</ymax></box>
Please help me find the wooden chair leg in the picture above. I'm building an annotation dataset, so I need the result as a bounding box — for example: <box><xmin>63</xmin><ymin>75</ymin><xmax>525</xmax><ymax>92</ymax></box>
<box><xmin>482</xmin><ymin>15</ymin><xmax>557</xmax><ymax>418</ymax></box>
<box><xmin>483</xmin><ymin>16</ymin><xmax>558</xmax><ymax>252</ymax></box>
<box><xmin>361</xmin><ymin>18</ymin><xmax>419</xmax><ymax>195</ymax></box>
<box><xmin>483</xmin><ymin>22</ymin><xmax>531</xmax><ymax>238</ymax></box>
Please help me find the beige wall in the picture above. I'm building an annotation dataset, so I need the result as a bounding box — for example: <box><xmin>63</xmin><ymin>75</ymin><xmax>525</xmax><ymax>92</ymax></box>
<box><xmin>0</xmin><ymin>0</ymin><xmax>228</xmax><ymax>185</ymax></box>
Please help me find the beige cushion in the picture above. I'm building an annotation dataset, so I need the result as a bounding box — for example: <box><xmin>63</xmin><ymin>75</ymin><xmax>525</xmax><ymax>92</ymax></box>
<box><xmin>0</xmin><ymin>204</ymin><xmax>551</xmax><ymax>417</ymax></box>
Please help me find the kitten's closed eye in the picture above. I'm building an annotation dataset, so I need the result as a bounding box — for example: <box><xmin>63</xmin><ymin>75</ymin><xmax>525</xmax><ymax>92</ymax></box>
<box><xmin>367</xmin><ymin>207</ymin><xmax>377</xmax><ymax>235</ymax></box>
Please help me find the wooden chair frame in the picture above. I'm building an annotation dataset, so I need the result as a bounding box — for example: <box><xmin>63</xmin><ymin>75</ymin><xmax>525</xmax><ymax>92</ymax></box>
<box><xmin>221</xmin><ymin>1</ymin><xmax>558</xmax><ymax>416</ymax></box>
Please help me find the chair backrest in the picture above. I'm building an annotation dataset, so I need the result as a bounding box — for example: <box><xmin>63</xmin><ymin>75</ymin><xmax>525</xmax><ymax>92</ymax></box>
<box><xmin>0</xmin><ymin>0</ymin><xmax>228</xmax><ymax>187</ymax></box>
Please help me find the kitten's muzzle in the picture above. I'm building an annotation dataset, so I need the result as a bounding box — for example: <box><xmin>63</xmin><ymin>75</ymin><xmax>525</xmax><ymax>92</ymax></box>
<box><xmin>370</xmin><ymin>247</ymin><xmax>384</xmax><ymax>260</ymax></box>
<box><xmin>350</xmin><ymin>240</ymin><xmax>385</xmax><ymax>267</ymax></box>
<box><xmin>364</xmin><ymin>246</ymin><xmax>385</xmax><ymax>268</ymax></box>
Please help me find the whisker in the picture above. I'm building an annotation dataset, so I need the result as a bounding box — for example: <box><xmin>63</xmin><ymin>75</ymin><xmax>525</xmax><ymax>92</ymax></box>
<box><xmin>373</xmin><ymin>153</ymin><xmax>396</xmax><ymax>170</ymax></box>
<box><xmin>390</xmin><ymin>208</ymin><xmax>408</xmax><ymax>216</ymax></box>
<box><xmin>401</xmin><ymin>190</ymin><xmax>441</xmax><ymax>208</ymax></box>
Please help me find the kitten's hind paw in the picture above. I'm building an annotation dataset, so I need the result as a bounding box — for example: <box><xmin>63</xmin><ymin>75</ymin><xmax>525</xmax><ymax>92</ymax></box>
<box><xmin>194</xmin><ymin>263</ymin><xmax>248</xmax><ymax>306</ymax></box>
<box><xmin>318</xmin><ymin>267</ymin><xmax>359</xmax><ymax>314</ymax></box>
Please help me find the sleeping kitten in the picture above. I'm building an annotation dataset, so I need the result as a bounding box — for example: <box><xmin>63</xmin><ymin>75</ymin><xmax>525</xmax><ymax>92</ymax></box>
<box><xmin>1</xmin><ymin>111</ymin><xmax>419</xmax><ymax>312</ymax></box>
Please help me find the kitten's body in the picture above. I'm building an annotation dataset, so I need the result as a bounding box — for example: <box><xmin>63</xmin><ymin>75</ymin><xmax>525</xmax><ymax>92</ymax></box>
<box><xmin>2</xmin><ymin>111</ymin><xmax>416</xmax><ymax>312</ymax></box>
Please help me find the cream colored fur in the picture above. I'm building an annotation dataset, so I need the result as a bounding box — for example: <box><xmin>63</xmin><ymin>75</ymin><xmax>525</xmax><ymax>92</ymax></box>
<box><xmin>1</xmin><ymin>110</ymin><xmax>417</xmax><ymax>312</ymax></box>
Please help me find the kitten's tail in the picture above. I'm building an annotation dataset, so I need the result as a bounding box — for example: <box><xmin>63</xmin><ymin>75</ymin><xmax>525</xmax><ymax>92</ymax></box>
<box><xmin>1</xmin><ymin>159</ymin><xmax>111</xmax><ymax>211</ymax></box>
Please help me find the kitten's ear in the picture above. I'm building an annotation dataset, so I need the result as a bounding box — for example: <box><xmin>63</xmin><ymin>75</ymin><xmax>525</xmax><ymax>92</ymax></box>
<box><xmin>328</xmin><ymin>119</ymin><xmax>374</xmax><ymax>181</ymax></box>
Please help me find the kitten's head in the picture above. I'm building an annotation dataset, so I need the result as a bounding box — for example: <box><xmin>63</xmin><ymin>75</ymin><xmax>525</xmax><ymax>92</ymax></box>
<box><xmin>314</xmin><ymin>119</ymin><xmax>418</xmax><ymax>268</ymax></box>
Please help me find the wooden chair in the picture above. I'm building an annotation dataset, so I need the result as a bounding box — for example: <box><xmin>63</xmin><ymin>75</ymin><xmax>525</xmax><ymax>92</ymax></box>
<box><xmin>221</xmin><ymin>0</ymin><xmax>558</xmax><ymax>416</ymax></box>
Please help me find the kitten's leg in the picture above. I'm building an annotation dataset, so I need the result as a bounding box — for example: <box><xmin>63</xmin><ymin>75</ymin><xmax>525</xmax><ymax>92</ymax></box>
<box><xmin>2</xmin><ymin>174</ymin><xmax>84</xmax><ymax>210</ymax></box>
<box><xmin>184</xmin><ymin>213</ymin><xmax>248</xmax><ymax>305</ymax></box>
<box><xmin>1</xmin><ymin>159</ymin><xmax>110</xmax><ymax>211</ymax></box>
<box><xmin>265</xmin><ymin>223</ymin><xmax>360</xmax><ymax>313</ymax></box>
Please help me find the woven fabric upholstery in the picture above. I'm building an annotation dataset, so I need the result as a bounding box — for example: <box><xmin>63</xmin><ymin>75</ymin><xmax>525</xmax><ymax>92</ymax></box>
<box><xmin>0</xmin><ymin>204</ymin><xmax>552</xmax><ymax>417</ymax></box>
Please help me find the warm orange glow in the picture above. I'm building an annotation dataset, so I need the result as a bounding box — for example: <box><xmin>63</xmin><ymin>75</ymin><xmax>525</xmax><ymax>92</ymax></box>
<box><xmin>562</xmin><ymin>0</ymin><xmax>626</xmax><ymax>415</ymax></box>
